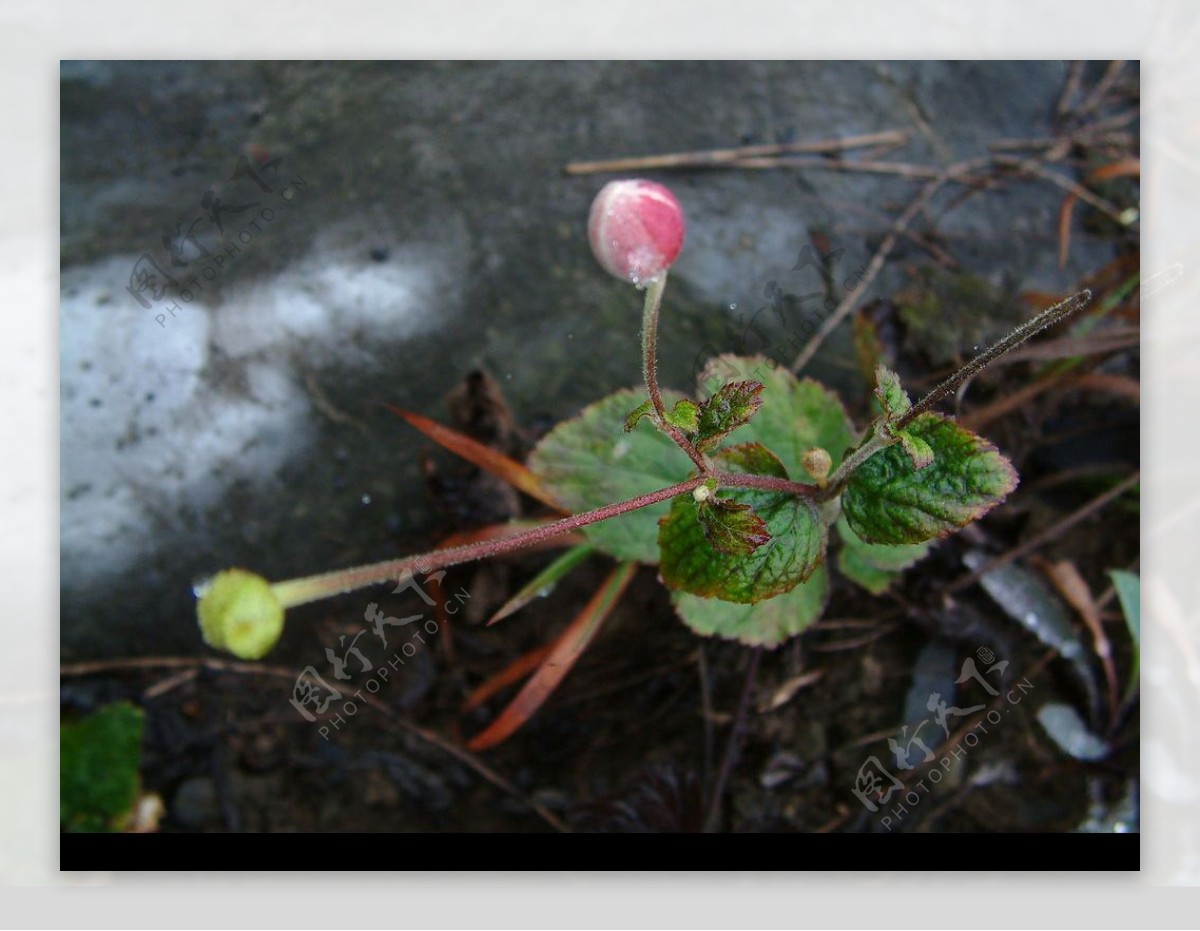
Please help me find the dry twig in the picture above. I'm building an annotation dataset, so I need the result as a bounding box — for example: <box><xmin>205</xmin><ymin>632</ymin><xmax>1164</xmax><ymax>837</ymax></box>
<box><xmin>789</xmin><ymin>157</ymin><xmax>990</xmax><ymax>374</ymax></box>
<box><xmin>564</xmin><ymin>130</ymin><xmax>909</xmax><ymax>175</ymax></box>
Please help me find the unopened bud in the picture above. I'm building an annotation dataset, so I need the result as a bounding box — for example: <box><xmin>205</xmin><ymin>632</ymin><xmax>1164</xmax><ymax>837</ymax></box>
<box><xmin>587</xmin><ymin>179</ymin><xmax>685</xmax><ymax>286</ymax></box>
<box><xmin>196</xmin><ymin>568</ymin><xmax>285</xmax><ymax>660</ymax></box>
<box><xmin>803</xmin><ymin>447</ymin><xmax>832</xmax><ymax>482</ymax></box>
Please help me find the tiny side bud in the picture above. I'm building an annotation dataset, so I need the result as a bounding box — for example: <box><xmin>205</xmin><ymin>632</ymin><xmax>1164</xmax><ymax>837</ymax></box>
<box><xmin>803</xmin><ymin>447</ymin><xmax>832</xmax><ymax>483</ymax></box>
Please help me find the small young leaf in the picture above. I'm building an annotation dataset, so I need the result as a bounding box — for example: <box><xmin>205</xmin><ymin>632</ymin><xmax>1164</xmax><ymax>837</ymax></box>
<box><xmin>871</xmin><ymin>366</ymin><xmax>933</xmax><ymax>469</ymax></box>
<box><xmin>623</xmin><ymin>398</ymin><xmax>655</xmax><ymax>432</ymax></box>
<box><xmin>665</xmin><ymin>398</ymin><xmax>701</xmax><ymax>433</ymax></box>
<box><xmin>697</xmin><ymin>356</ymin><xmax>856</xmax><ymax>477</ymax></box>
<box><xmin>696</xmin><ymin>497</ymin><xmax>771</xmax><ymax>556</ymax></box>
<box><xmin>842</xmin><ymin>412</ymin><xmax>1018</xmax><ymax>545</ymax></box>
<box><xmin>694</xmin><ymin>380</ymin><xmax>765</xmax><ymax>453</ymax></box>
<box><xmin>835</xmin><ymin>515</ymin><xmax>930</xmax><ymax>594</ymax></box>
<box><xmin>897</xmin><ymin>429</ymin><xmax>935</xmax><ymax>469</ymax></box>
<box><xmin>714</xmin><ymin>440</ymin><xmax>787</xmax><ymax>477</ymax></box>
<box><xmin>624</xmin><ymin>398</ymin><xmax>700</xmax><ymax>434</ymax></box>
<box><xmin>672</xmin><ymin>566</ymin><xmax>829</xmax><ymax>647</ymax></box>
<box><xmin>658</xmin><ymin>443</ymin><xmax>825</xmax><ymax>603</ymax></box>
<box><xmin>874</xmin><ymin>364</ymin><xmax>911</xmax><ymax>421</ymax></box>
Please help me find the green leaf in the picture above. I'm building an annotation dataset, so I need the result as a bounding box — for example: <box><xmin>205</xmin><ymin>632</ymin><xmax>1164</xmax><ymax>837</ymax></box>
<box><xmin>842</xmin><ymin>412</ymin><xmax>1018</xmax><ymax>545</ymax></box>
<box><xmin>837</xmin><ymin>546</ymin><xmax>898</xmax><ymax>595</ymax></box>
<box><xmin>694</xmin><ymin>380</ymin><xmax>764</xmax><ymax>453</ymax></box>
<box><xmin>488</xmin><ymin>544</ymin><xmax>595</xmax><ymax>625</ymax></box>
<box><xmin>672</xmin><ymin>566</ymin><xmax>829</xmax><ymax>647</ymax></box>
<box><xmin>1109</xmin><ymin>569</ymin><xmax>1140</xmax><ymax>702</ymax></box>
<box><xmin>665</xmin><ymin>398</ymin><xmax>701</xmax><ymax>433</ymax></box>
<box><xmin>623</xmin><ymin>398</ymin><xmax>654</xmax><ymax>432</ymax></box>
<box><xmin>658</xmin><ymin>443</ymin><xmax>825</xmax><ymax>603</ymax></box>
<box><xmin>874</xmin><ymin>364</ymin><xmax>911</xmax><ymax>421</ymax></box>
<box><xmin>60</xmin><ymin>702</ymin><xmax>145</xmax><ymax>832</ymax></box>
<box><xmin>698</xmin><ymin>356</ymin><xmax>857</xmax><ymax>475</ymax></box>
<box><xmin>835</xmin><ymin>514</ymin><xmax>930</xmax><ymax>594</ymax></box>
<box><xmin>696</xmin><ymin>495</ymin><xmax>771</xmax><ymax>556</ymax></box>
<box><xmin>529</xmin><ymin>387</ymin><xmax>694</xmax><ymax>563</ymax></box>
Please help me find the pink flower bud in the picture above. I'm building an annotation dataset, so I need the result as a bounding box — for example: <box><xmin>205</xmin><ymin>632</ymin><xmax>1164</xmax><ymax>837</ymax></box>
<box><xmin>587</xmin><ymin>179</ymin><xmax>685</xmax><ymax>285</ymax></box>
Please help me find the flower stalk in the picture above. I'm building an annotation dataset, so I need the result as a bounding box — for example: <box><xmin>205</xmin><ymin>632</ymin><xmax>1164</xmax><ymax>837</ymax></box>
<box><xmin>640</xmin><ymin>273</ymin><xmax>708</xmax><ymax>472</ymax></box>
<box><xmin>267</xmin><ymin>476</ymin><xmax>704</xmax><ymax>609</ymax></box>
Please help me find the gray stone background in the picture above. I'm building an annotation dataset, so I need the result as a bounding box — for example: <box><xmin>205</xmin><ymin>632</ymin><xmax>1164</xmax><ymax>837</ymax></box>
<box><xmin>60</xmin><ymin>60</ymin><xmax>1117</xmax><ymax>658</ymax></box>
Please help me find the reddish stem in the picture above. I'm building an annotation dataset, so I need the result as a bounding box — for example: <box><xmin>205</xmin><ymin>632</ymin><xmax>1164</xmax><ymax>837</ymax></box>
<box><xmin>714</xmin><ymin>470</ymin><xmax>818</xmax><ymax>497</ymax></box>
<box><xmin>270</xmin><ymin>476</ymin><xmax>705</xmax><ymax>608</ymax></box>
<box><xmin>271</xmin><ymin>466</ymin><xmax>818</xmax><ymax>610</ymax></box>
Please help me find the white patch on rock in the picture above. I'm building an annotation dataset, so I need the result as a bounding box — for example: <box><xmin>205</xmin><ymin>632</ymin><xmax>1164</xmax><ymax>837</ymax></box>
<box><xmin>60</xmin><ymin>235</ymin><xmax>461</xmax><ymax>589</ymax></box>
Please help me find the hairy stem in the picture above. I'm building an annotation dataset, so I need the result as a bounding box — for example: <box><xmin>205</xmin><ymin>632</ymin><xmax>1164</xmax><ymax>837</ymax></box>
<box><xmin>641</xmin><ymin>273</ymin><xmax>708</xmax><ymax>472</ymax></box>
<box><xmin>895</xmin><ymin>289</ymin><xmax>1092</xmax><ymax>431</ymax></box>
<box><xmin>266</xmin><ymin>464</ymin><xmax>825</xmax><ymax>611</ymax></box>
<box><xmin>269</xmin><ymin>477</ymin><xmax>705</xmax><ymax>609</ymax></box>
<box><xmin>712</xmin><ymin>469</ymin><xmax>818</xmax><ymax>498</ymax></box>
<box><xmin>817</xmin><ymin>290</ymin><xmax>1095</xmax><ymax>500</ymax></box>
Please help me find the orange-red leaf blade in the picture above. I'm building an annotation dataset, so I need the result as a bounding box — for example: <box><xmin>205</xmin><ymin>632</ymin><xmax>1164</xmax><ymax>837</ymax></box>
<box><xmin>1057</xmin><ymin>160</ymin><xmax>1138</xmax><ymax>270</ymax></box>
<box><xmin>461</xmin><ymin>642</ymin><xmax>556</xmax><ymax>713</ymax></box>
<box><xmin>388</xmin><ymin>405</ymin><xmax>565</xmax><ymax>512</ymax></box>
<box><xmin>1057</xmin><ymin>191</ymin><xmax>1078</xmax><ymax>269</ymax></box>
<box><xmin>467</xmin><ymin>561</ymin><xmax>637</xmax><ymax>751</ymax></box>
<box><xmin>1087</xmin><ymin>159</ymin><xmax>1139</xmax><ymax>183</ymax></box>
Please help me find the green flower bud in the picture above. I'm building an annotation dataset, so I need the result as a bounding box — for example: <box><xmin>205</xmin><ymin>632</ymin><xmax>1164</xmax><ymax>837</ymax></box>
<box><xmin>196</xmin><ymin>568</ymin><xmax>285</xmax><ymax>660</ymax></box>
